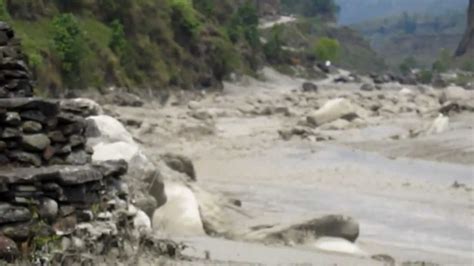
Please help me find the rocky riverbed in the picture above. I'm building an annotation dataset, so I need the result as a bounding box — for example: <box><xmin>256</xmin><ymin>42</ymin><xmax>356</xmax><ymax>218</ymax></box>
<box><xmin>97</xmin><ymin>68</ymin><xmax>474</xmax><ymax>265</ymax></box>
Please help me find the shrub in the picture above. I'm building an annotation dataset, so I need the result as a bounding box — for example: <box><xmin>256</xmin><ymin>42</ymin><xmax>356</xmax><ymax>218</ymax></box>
<box><xmin>227</xmin><ymin>1</ymin><xmax>259</xmax><ymax>47</ymax></box>
<box><xmin>399</xmin><ymin>56</ymin><xmax>417</xmax><ymax>74</ymax></box>
<box><xmin>432</xmin><ymin>49</ymin><xmax>451</xmax><ymax>73</ymax></box>
<box><xmin>314</xmin><ymin>37</ymin><xmax>340</xmax><ymax>62</ymax></box>
<box><xmin>169</xmin><ymin>0</ymin><xmax>201</xmax><ymax>38</ymax></box>
<box><xmin>51</xmin><ymin>13</ymin><xmax>87</xmax><ymax>88</ymax></box>
<box><xmin>280</xmin><ymin>0</ymin><xmax>339</xmax><ymax>19</ymax></box>
<box><xmin>209</xmin><ymin>37</ymin><xmax>240</xmax><ymax>80</ymax></box>
<box><xmin>461</xmin><ymin>60</ymin><xmax>474</xmax><ymax>72</ymax></box>
<box><xmin>418</xmin><ymin>69</ymin><xmax>433</xmax><ymax>84</ymax></box>
<box><xmin>263</xmin><ymin>25</ymin><xmax>285</xmax><ymax>63</ymax></box>
<box><xmin>109</xmin><ymin>19</ymin><xmax>127</xmax><ymax>57</ymax></box>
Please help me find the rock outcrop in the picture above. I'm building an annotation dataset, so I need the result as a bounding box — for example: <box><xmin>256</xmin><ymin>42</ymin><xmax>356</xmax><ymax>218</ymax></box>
<box><xmin>455</xmin><ymin>0</ymin><xmax>474</xmax><ymax>57</ymax></box>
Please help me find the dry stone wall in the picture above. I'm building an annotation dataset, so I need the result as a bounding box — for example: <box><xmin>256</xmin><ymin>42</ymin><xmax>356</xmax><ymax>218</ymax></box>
<box><xmin>0</xmin><ymin>22</ymin><xmax>34</xmax><ymax>98</ymax></box>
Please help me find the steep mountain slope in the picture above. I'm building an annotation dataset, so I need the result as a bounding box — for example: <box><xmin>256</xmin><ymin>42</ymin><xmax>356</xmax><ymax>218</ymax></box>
<box><xmin>456</xmin><ymin>0</ymin><xmax>474</xmax><ymax>57</ymax></box>
<box><xmin>354</xmin><ymin>11</ymin><xmax>466</xmax><ymax>67</ymax></box>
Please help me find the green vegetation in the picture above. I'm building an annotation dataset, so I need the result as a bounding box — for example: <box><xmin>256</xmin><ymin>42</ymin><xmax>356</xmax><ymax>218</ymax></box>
<box><xmin>51</xmin><ymin>14</ymin><xmax>87</xmax><ymax>88</ymax></box>
<box><xmin>314</xmin><ymin>37</ymin><xmax>340</xmax><ymax>62</ymax></box>
<box><xmin>432</xmin><ymin>49</ymin><xmax>452</xmax><ymax>73</ymax></box>
<box><xmin>263</xmin><ymin>25</ymin><xmax>286</xmax><ymax>63</ymax></box>
<box><xmin>418</xmin><ymin>69</ymin><xmax>433</xmax><ymax>84</ymax></box>
<box><xmin>399</xmin><ymin>56</ymin><xmax>417</xmax><ymax>74</ymax></box>
<box><xmin>0</xmin><ymin>0</ymin><xmax>264</xmax><ymax>94</ymax></box>
<box><xmin>280</xmin><ymin>0</ymin><xmax>339</xmax><ymax>19</ymax></box>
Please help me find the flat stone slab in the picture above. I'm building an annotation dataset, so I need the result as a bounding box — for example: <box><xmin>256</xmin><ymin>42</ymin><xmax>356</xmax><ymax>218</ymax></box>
<box><xmin>0</xmin><ymin>98</ymin><xmax>59</xmax><ymax>116</ymax></box>
<box><xmin>0</xmin><ymin>164</ymin><xmax>102</xmax><ymax>185</ymax></box>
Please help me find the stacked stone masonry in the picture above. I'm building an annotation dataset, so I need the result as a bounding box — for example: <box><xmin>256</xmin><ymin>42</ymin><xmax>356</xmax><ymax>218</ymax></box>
<box><xmin>0</xmin><ymin>98</ymin><xmax>92</xmax><ymax>167</ymax></box>
<box><xmin>0</xmin><ymin>22</ymin><xmax>34</xmax><ymax>98</ymax></box>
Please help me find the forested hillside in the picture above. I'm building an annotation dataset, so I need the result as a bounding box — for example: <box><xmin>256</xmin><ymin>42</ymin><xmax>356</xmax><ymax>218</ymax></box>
<box><xmin>0</xmin><ymin>0</ymin><xmax>390</xmax><ymax>95</ymax></box>
<box><xmin>0</xmin><ymin>0</ymin><xmax>264</xmax><ymax>94</ymax></box>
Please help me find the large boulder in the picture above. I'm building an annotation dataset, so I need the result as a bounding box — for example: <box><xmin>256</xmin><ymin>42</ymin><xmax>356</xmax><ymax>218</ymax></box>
<box><xmin>86</xmin><ymin>115</ymin><xmax>134</xmax><ymax>145</ymax></box>
<box><xmin>440</xmin><ymin>85</ymin><xmax>472</xmax><ymax>103</ymax></box>
<box><xmin>307</xmin><ymin>98</ymin><xmax>358</xmax><ymax>127</ymax></box>
<box><xmin>152</xmin><ymin>182</ymin><xmax>205</xmax><ymax>236</ymax></box>
<box><xmin>87</xmin><ymin>115</ymin><xmax>166</xmax><ymax>212</ymax></box>
<box><xmin>161</xmin><ymin>153</ymin><xmax>196</xmax><ymax>182</ymax></box>
<box><xmin>426</xmin><ymin>114</ymin><xmax>449</xmax><ymax>135</ymax></box>
<box><xmin>60</xmin><ymin>98</ymin><xmax>104</xmax><ymax>117</ymax></box>
<box><xmin>246</xmin><ymin>215</ymin><xmax>360</xmax><ymax>245</ymax></box>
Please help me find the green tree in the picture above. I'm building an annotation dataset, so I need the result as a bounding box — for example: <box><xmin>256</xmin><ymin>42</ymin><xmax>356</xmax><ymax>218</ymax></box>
<box><xmin>399</xmin><ymin>56</ymin><xmax>417</xmax><ymax>74</ymax></box>
<box><xmin>432</xmin><ymin>48</ymin><xmax>451</xmax><ymax>73</ymax></box>
<box><xmin>227</xmin><ymin>1</ymin><xmax>259</xmax><ymax>47</ymax></box>
<box><xmin>51</xmin><ymin>13</ymin><xmax>87</xmax><ymax>88</ymax></box>
<box><xmin>169</xmin><ymin>0</ymin><xmax>201</xmax><ymax>38</ymax></box>
<box><xmin>263</xmin><ymin>25</ymin><xmax>285</xmax><ymax>63</ymax></box>
<box><xmin>314</xmin><ymin>37</ymin><xmax>340</xmax><ymax>62</ymax></box>
<box><xmin>109</xmin><ymin>19</ymin><xmax>127</xmax><ymax>57</ymax></box>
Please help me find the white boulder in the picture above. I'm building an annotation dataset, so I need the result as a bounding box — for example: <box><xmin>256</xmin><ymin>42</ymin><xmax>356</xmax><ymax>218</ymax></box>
<box><xmin>152</xmin><ymin>182</ymin><xmax>205</xmax><ymax>236</ymax></box>
<box><xmin>86</xmin><ymin>115</ymin><xmax>134</xmax><ymax>145</ymax></box>
<box><xmin>312</xmin><ymin>237</ymin><xmax>367</xmax><ymax>257</ymax></box>
<box><xmin>441</xmin><ymin>85</ymin><xmax>471</xmax><ymax>103</ymax></box>
<box><xmin>307</xmin><ymin>98</ymin><xmax>357</xmax><ymax>126</ymax></box>
<box><xmin>426</xmin><ymin>114</ymin><xmax>449</xmax><ymax>135</ymax></box>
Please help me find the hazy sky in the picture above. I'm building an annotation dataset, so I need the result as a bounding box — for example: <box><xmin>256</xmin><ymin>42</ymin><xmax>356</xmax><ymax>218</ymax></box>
<box><xmin>335</xmin><ymin>0</ymin><xmax>469</xmax><ymax>24</ymax></box>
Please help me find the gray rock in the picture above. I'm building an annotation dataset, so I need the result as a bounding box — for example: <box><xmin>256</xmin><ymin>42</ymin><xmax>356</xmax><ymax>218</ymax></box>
<box><xmin>0</xmin><ymin>140</ymin><xmax>6</xmax><ymax>151</ymax></box>
<box><xmin>65</xmin><ymin>150</ymin><xmax>90</xmax><ymax>165</ymax></box>
<box><xmin>60</xmin><ymin>98</ymin><xmax>103</xmax><ymax>117</ymax></box>
<box><xmin>103</xmin><ymin>92</ymin><xmax>144</xmax><ymax>107</ymax></box>
<box><xmin>20</xmin><ymin>110</ymin><xmax>48</xmax><ymax>124</ymax></box>
<box><xmin>21</xmin><ymin>133</ymin><xmax>50</xmax><ymax>151</ymax></box>
<box><xmin>0</xmin><ymin>98</ymin><xmax>58</xmax><ymax>116</ymax></box>
<box><xmin>302</xmin><ymin>82</ymin><xmax>318</xmax><ymax>92</ymax></box>
<box><xmin>48</xmin><ymin>130</ymin><xmax>67</xmax><ymax>143</ymax></box>
<box><xmin>69</xmin><ymin>134</ymin><xmax>85</xmax><ymax>147</ymax></box>
<box><xmin>0</xmin><ymin>164</ymin><xmax>102</xmax><ymax>185</ymax></box>
<box><xmin>1</xmin><ymin>127</ymin><xmax>21</xmax><ymax>139</ymax></box>
<box><xmin>360</xmin><ymin>83</ymin><xmax>375</xmax><ymax>91</ymax></box>
<box><xmin>0</xmin><ymin>222</ymin><xmax>32</xmax><ymax>242</ymax></box>
<box><xmin>0</xmin><ymin>203</ymin><xmax>32</xmax><ymax>224</ymax></box>
<box><xmin>38</xmin><ymin>198</ymin><xmax>59</xmax><ymax>222</ymax></box>
<box><xmin>262</xmin><ymin>215</ymin><xmax>359</xmax><ymax>244</ymax></box>
<box><xmin>4</xmin><ymin>112</ymin><xmax>21</xmax><ymax>126</ymax></box>
<box><xmin>21</xmin><ymin>120</ymin><xmax>42</xmax><ymax>133</ymax></box>
<box><xmin>161</xmin><ymin>153</ymin><xmax>196</xmax><ymax>181</ymax></box>
<box><xmin>93</xmin><ymin>159</ymin><xmax>128</xmax><ymax>177</ymax></box>
<box><xmin>0</xmin><ymin>235</ymin><xmax>19</xmax><ymax>262</ymax></box>
<box><xmin>7</xmin><ymin>151</ymin><xmax>42</xmax><ymax>166</ymax></box>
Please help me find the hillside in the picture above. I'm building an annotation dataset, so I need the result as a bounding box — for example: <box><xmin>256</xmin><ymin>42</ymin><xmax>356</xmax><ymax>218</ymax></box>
<box><xmin>353</xmin><ymin>10</ymin><xmax>467</xmax><ymax>67</ymax></box>
<box><xmin>456</xmin><ymin>0</ymin><xmax>474</xmax><ymax>57</ymax></box>
<box><xmin>0</xmin><ymin>0</ymin><xmax>265</xmax><ymax>95</ymax></box>
<box><xmin>0</xmin><ymin>0</ymin><xmax>390</xmax><ymax>95</ymax></box>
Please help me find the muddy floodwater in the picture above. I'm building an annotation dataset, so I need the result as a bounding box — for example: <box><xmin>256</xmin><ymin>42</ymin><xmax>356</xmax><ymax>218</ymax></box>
<box><xmin>112</xmin><ymin>69</ymin><xmax>474</xmax><ymax>265</ymax></box>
